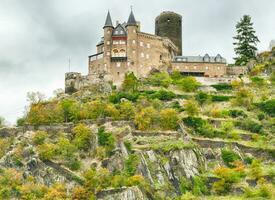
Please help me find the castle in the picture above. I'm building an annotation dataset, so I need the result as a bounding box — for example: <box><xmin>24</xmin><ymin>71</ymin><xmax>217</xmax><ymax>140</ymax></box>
<box><xmin>65</xmin><ymin>10</ymin><xmax>245</xmax><ymax>93</ymax></box>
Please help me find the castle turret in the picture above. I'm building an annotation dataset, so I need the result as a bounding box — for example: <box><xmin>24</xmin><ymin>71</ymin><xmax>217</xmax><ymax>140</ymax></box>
<box><xmin>126</xmin><ymin>9</ymin><xmax>138</xmax><ymax>74</ymax></box>
<box><xmin>103</xmin><ymin>11</ymin><xmax>114</xmax><ymax>73</ymax></box>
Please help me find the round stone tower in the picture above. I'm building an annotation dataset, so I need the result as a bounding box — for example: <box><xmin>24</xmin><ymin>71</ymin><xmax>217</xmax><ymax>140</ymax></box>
<box><xmin>155</xmin><ymin>11</ymin><xmax>182</xmax><ymax>55</ymax></box>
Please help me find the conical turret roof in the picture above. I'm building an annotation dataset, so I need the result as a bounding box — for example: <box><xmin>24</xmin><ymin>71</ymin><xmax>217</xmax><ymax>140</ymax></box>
<box><xmin>127</xmin><ymin>10</ymin><xmax>137</xmax><ymax>26</ymax></box>
<box><xmin>103</xmin><ymin>11</ymin><xmax>113</xmax><ymax>28</ymax></box>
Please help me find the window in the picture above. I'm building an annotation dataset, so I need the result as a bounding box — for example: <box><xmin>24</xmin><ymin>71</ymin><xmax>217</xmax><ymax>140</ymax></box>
<box><xmin>115</xmin><ymin>30</ymin><xmax>119</xmax><ymax>34</ymax></box>
<box><xmin>141</xmin><ymin>52</ymin><xmax>144</xmax><ymax>58</ymax></box>
<box><xmin>140</xmin><ymin>64</ymin><xmax>143</xmax><ymax>68</ymax></box>
<box><xmin>194</xmin><ymin>66</ymin><xmax>197</xmax><ymax>69</ymax></box>
<box><xmin>116</xmin><ymin>62</ymin><xmax>121</xmax><ymax>67</ymax></box>
<box><xmin>107</xmin><ymin>52</ymin><xmax>110</xmax><ymax>56</ymax></box>
<box><xmin>185</xmin><ymin>66</ymin><xmax>188</xmax><ymax>69</ymax></box>
<box><xmin>133</xmin><ymin>50</ymin><xmax>136</xmax><ymax>54</ymax></box>
<box><xmin>140</xmin><ymin>42</ymin><xmax>143</xmax><ymax>46</ymax></box>
<box><xmin>107</xmin><ymin>30</ymin><xmax>110</xmax><ymax>34</ymax></box>
<box><xmin>133</xmin><ymin>29</ymin><xmax>136</xmax><ymax>33</ymax></box>
<box><xmin>117</xmin><ymin>72</ymin><xmax>120</xmax><ymax>76</ymax></box>
<box><xmin>127</xmin><ymin>62</ymin><xmax>130</xmax><ymax>67</ymax></box>
<box><xmin>119</xmin><ymin>49</ymin><xmax>126</xmax><ymax>57</ymax></box>
<box><xmin>112</xmin><ymin>49</ymin><xmax>119</xmax><ymax>57</ymax></box>
<box><xmin>132</xmin><ymin>40</ymin><xmax>136</xmax><ymax>44</ymax></box>
<box><xmin>120</xmin><ymin>40</ymin><xmax>126</xmax><ymax>44</ymax></box>
<box><xmin>218</xmin><ymin>67</ymin><xmax>220</xmax><ymax>70</ymax></box>
<box><xmin>107</xmin><ymin>41</ymin><xmax>110</xmax><ymax>45</ymax></box>
<box><xmin>147</xmin><ymin>43</ymin><xmax>151</xmax><ymax>48</ymax></box>
<box><xmin>120</xmin><ymin>30</ymin><xmax>124</xmax><ymax>34</ymax></box>
<box><xmin>205</xmin><ymin>66</ymin><xmax>209</xmax><ymax>70</ymax></box>
<box><xmin>160</xmin><ymin>55</ymin><xmax>162</xmax><ymax>61</ymax></box>
<box><xmin>146</xmin><ymin>54</ymin><xmax>149</xmax><ymax>59</ymax></box>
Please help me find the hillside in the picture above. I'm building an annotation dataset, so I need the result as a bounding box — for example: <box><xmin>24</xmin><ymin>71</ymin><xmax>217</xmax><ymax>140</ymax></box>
<box><xmin>0</xmin><ymin>51</ymin><xmax>274</xmax><ymax>199</ymax></box>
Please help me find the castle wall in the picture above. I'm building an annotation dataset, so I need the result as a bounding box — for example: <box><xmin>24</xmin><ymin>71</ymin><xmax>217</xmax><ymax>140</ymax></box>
<box><xmin>171</xmin><ymin>62</ymin><xmax>226</xmax><ymax>77</ymax></box>
<box><xmin>226</xmin><ymin>66</ymin><xmax>246</xmax><ymax>76</ymax></box>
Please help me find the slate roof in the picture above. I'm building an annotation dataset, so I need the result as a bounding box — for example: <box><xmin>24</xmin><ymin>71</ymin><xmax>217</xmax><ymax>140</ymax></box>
<box><xmin>96</xmin><ymin>37</ymin><xmax>104</xmax><ymax>46</ymax></box>
<box><xmin>173</xmin><ymin>54</ymin><xmax>226</xmax><ymax>63</ymax></box>
<box><xmin>127</xmin><ymin>10</ymin><xmax>137</xmax><ymax>26</ymax></box>
<box><xmin>103</xmin><ymin>11</ymin><xmax>113</xmax><ymax>28</ymax></box>
<box><xmin>112</xmin><ymin>23</ymin><xmax>127</xmax><ymax>36</ymax></box>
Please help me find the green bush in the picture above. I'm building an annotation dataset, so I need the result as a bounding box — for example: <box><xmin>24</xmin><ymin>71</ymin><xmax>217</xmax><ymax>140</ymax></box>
<box><xmin>72</xmin><ymin>124</ymin><xmax>93</xmax><ymax>151</ymax></box>
<box><xmin>257</xmin><ymin>99</ymin><xmax>275</xmax><ymax>117</ymax></box>
<box><xmin>97</xmin><ymin>127</ymin><xmax>115</xmax><ymax>155</ymax></box>
<box><xmin>118</xmin><ymin>101</ymin><xmax>135</xmax><ymax>120</ymax></box>
<box><xmin>192</xmin><ymin>176</ymin><xmax>207</xmax><ymax>196</ymax></box>
<box><xmin>124</xmin><ymin>154</ymin><xmax>140</xmax><ymax>176</ymax></box>
<box><xmin>109</xmin><ymin>92</ymin><xmax>139</xmax><ymax>104</ymax></box>
<box><xmin>235</xmin><ymin>119</ymin><xmax>263</xmax><ymax>134</ymax></box>
<box><xmin>179</xmin><ymin>177</ymin><xmax>191</xmax><ymax>194</ymax></box>
<box><xmin>182</xmin><ymin>117</ymin><xmax>207</xmax><ymax>130</ymax></box>
<box><xmin>32</xmin><ymin>131</ymin><xmax>48</xmax><ymax>145</ymax></box>
<box><xmin>121</xmin><ymin>72</ymin><xmax>139</xmax><ymax>92</ymax></box>
<box><xmin>150</xmin><ymin>89</ymin><xmax>176</xmax><ymax>101</ymax></box>
<box><xmin>211</xmin><ymin>95</ymin><xmax>231</xmax><ymax>102</ymax></box>
<box><xmin>159</xmin><ymin>109</ymin><xmax>179</xmax><ymax>130</ymax></box>
<box><xmin>227</xmin><ymin>109</ymin><xmax>247</xmax><ymax>118</ymax></box>
<box><xmin>195</xmin><ymin>92</ymin><xmax>209</xmax><ymax>105</ymax></box>
<box><xmin>175</xmin><ymin>77</ymin><xmax>201</xmax><ymax>92</ymax></box>
<box><xmin>146</xmin><ymin>72</ymin><xmax>172</xmax><ymax>88</ymax></box>
<box><xmin>211</xmin><ymin>83</ymin><xmax>233</xmax><ymax>91</ymax></box>
<box><xmin>37</xmin><ymin>143</ymin><xmax>58</xmax><ymax>161</ymax></box>
<box><xmin>221</xmin><ymin>149</ymin><xmax>241</xmax><ymax>167</ymax></box>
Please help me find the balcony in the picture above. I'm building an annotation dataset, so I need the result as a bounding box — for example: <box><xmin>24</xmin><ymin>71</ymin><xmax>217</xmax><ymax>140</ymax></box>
<box><xmin>111</xmin><ymin>56</ymin><xmax>127</xmax><ymax>62</ymax></box>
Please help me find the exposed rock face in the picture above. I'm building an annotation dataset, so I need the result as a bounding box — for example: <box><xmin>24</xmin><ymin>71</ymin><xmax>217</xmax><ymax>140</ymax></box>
<box><xmin>138</xmin><ymin>148</ymin><xmax>203</xmax><ymax>194</ymax></box>
<box><xmin>97</xmin><ymin>186</ymin><xmax>148</xmax><ymax>200</ymax></box>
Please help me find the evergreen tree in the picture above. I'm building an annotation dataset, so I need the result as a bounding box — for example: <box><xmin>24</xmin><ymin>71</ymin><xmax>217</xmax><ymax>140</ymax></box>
<box><xmin>233</xmin><ymin>15</ymin><xmax>259</xmax><ymax>66</ymax></box>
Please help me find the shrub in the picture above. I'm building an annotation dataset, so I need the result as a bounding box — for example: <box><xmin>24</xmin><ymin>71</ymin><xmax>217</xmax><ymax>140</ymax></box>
<box><xmin>182</xmin><ymin>117</ymin><xmax>206</xmax><ymax>130</ymax></box>
<box><xmin>134</xmin><ymin>107</ymin><xmax>158</xmax><ymax>130</ymax></box>
<box><xmin>146</xmin><ymin>72</ymin><xmax>172</xmax><ymax>88</ymax></box>
<box><xmin>250</xmin><ymin>76</ymin><xmax>267</xmax><ymax>87</ymax></box>
<box><xmin>184</xmin><ymin>100</ymin><xmax>199</xmax><ymax>116</ymax></box>
<box><xmin>212</xmin><ymin>165</ymin><xmax>245</xmax><ymax>194</ymax></box>
<box><xmin>72</xmin><ymin>124</ymin><xmax>92</xmax><ymax>151</ymax></box>
<box><xmin>37</xmin><ymin>143</ymin><xmax>57</xmax><ymax>161</ymax></box>
<box><xmin>221</xmin><ymin>149</ymin><xmax>241</xmax><ymax>167</ymax></box>
<box><xmin>118</xmin><ymin>101</ymin><xmax>135</xmax><ymax>120</ymax></box>
<box><xmin>232</xmin><ymin>87</ymin><xmax>254</xmax><ymax>108</ymax></box>
<box><xmin>124</xmin><ymin>154</ymin><xmax>140</xmax><ymax>176</ymax></box>
<box><xmin>150</xmin><ymin>89</ymin><xmax>176</xmax><ymax>101</ymax></box>
<box><xmin>211</xmin><ymin>95</ymin><xmax>231</xmax><ymax>102</ymax></box>
<box><xmin>244</xmin><ymin>179</ymin><xmax>273</xmax><ymax>199</ymax></box>
<box><xmin>60</xmin><ymin>99</ymin><xmax>80</xmax><ymax>122</ymax></box>
<box><xmin>97</xmin><ymin>127</ymin><xmax>115</xmax><ymax>155</ymax></box>
<box><xmin>211</xmin><ymin>83</ymin><xmax>233</xmax><ymax>91</ymax></box>
<box><xmin>179</xmin><ymin>177</ymin><xmax>191</xmax><ymax>194</ymax></box>
<box><xmin>235</xmin><ymin>119</ymin><xmax>263</xmax><ymax>134</ymax></box>
<box><xmin>26</xmin><ymin>101</ymin><xmax>63</xmax><ymax>125</ymax></box>
<box><xmin>195</xmin><ymin>92</ymin><xmax>209</xmax><ymax>105</ymax></box>
<box><xmin>257</xmin><ymin>99</ymin><xmax>275</xmax><ymax>117</ymax></box>
<box><xmin>32</xmin><ymin>131</ymin><xmax>48</xmax><ymax>145</ymax></box>
<box><xmin>109</xmin><ymin>92</ymin><xmax>139</xmax><ymax>104</ymax></box>
<box><xmin>159</xmin><ymin>109</ymin><xmax>179</xmax><ymax>130</ymax></box>
<box><xmin>85</xmin><ymin>100</ymin><xmax>119</xmax><ymax>120</ymax></box>
<box><xmin>227</xmin><ymin>109</ymin><xmax>247</xmax><ymax>118</ymax></box>
<box><xmin>175</xmin><ymin>77</ymin><xmax>201</xmax><ymax>92</ymax></box>
<box><xmin>192</xmin><ymin>176</ymin><xmax>207</xmax><ymax>196</ymax></box>
<box><xmin>121</xmin><ymin>72</ymin><xmax>139</xmax><ymax>92</ymax></box>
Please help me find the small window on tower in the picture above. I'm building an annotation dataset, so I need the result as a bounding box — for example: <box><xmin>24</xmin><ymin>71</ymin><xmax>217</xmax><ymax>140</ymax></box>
<box><xmin>117</xmin><ymin>72</ymin><xmax>120</xmax><ymax>76</ymax></box>
<box><xmin>140</xmin><ymin>42</ymin><xmax>143</xmax><ymax>46</ymax></box>
<box><xmin>132</xmin><ymin>40</ymin><xmax>136</xmax><ymax>44</ymax></box>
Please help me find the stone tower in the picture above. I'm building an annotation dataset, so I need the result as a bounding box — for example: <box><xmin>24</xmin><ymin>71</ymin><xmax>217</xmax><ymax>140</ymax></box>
<box><xmin>126</xmin><ymin>10</ymin><xmax>138</xmax><ymax>75</ymax></box>
<box><xmin>103</xmin><ymin>11</ymin><xmax>114</xmax><ymax>74</ymax></box>
<box><xmin>155</xmin><ymin>11</ymin><xmax>182</xmax><ymax>55</ymax></box>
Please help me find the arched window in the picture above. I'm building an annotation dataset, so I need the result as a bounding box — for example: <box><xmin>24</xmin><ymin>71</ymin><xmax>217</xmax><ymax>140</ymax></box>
<box><xmin>119</xmin><ymin>49</ymin><xmax>126</xmax><ymax>57</ymax></box>
<box><xmin>112</xmin><ymin>49</ymin><xmax>119</xmax><ymax>57</ymax></box>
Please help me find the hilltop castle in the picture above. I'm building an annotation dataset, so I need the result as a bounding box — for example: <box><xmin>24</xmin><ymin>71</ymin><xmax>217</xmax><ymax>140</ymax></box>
<box><xmin>65</xmin><ymin>10</ymin><xmax>244</xmax><ymax>93</ymax></box>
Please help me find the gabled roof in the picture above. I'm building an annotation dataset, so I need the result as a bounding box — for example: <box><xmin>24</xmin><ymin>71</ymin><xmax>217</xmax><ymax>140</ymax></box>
<box><xmin>173</xmin><ymin>54</ymin><xmax>227</xmax><ymax>63</ymax></box>
<box><xmin>103</xmin><ymin>11</ymin><xmax>113</xmax><ymax>28</ymax></box>
<box><xmin>126</xmin><ymin>10</ymin><xmax>137</xmax><ymax>26</ymax></box>
<box><xmin>112</xmin><ymin>24</ymin><xmax>127</xmax><ymax>36</ymax></box>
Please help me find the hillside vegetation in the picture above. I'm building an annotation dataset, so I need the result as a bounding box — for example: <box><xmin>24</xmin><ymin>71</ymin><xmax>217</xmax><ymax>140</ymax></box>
<box><xmin>0</xmin><ymin>50</ymin><xmax>275</xmax><ymax>199</ymax></box>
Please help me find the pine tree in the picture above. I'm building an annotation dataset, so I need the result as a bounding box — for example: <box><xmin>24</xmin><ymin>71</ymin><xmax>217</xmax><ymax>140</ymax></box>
<box><xmin>233</xmin><ymin>15</ymin><xmax>260</xmax><ymax>66</ymax></box>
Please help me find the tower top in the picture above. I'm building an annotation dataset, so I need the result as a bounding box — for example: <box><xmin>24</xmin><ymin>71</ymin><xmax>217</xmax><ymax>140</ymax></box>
<box><xmin>126</xmin><ymin>9</ymin><xmax>137</xmax><ymax>27</ymax></box>
<box><xmin>103</xmin><ymin>11</ymin><xmax>113</xmax><ymax>29</ymax></box>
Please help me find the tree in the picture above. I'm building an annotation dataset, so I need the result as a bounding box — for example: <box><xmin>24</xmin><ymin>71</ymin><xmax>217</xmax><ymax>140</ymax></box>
<box><xmin>27</xmin><ymin>91</ymin><xmax>46</xmax><ymax>104</ymax></box>
<box><xmin>175</xmin><ymin>77</ymin><xmax>200</xmax><ymax>92</ymax></box>
<box><xmin>122</xmin><ymin>72</ymin><xmax>139</xmax><ymax>93</ymax></box>
<box><xmin>233</xmin><ymin>15</ymin><xmax>260</xmax><ymax>66</ymax></box>
<box><xmin>72</xmin><ymin>124</ymin><xmax>93</xmax><ymax>151</ymax></box>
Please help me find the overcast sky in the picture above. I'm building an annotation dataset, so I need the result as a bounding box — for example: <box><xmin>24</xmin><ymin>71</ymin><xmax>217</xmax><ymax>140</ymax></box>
<box><xmin>0</xmin><ymin>0</ymin><xmax>274</xmax><ymax>124</ymax></box>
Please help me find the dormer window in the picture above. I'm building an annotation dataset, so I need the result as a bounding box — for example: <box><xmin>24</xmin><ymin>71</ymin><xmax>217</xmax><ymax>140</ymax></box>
<box><xmin>203</xmin><ymin>54</ymin><xmax>210</xmax><ymax>62</ymax></box>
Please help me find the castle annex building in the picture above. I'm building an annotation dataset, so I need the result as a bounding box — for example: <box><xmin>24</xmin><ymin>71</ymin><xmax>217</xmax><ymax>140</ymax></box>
<box><xmin>65</xmin><ymin>10</ymin><xmax>242</xmax><ymax>93</ymax></box>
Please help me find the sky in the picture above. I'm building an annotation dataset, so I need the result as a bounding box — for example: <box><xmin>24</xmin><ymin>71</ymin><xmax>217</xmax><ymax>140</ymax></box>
<box><xmin>0</xmin><ymin>0</ymin><xmax>274</xmax><ymax>124</ymax></box>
